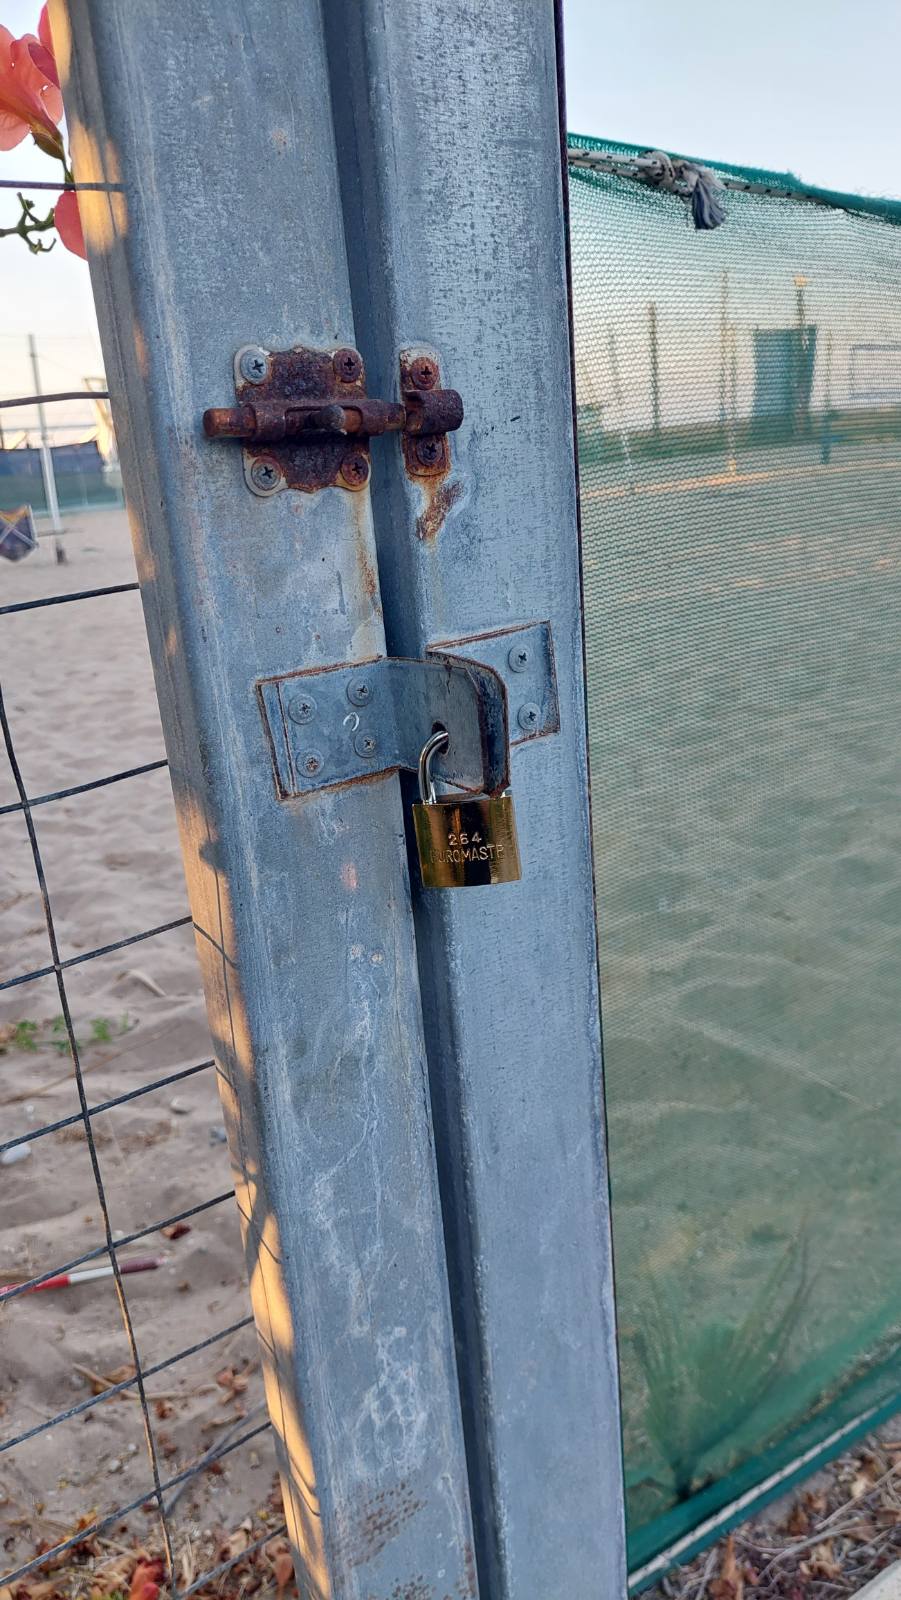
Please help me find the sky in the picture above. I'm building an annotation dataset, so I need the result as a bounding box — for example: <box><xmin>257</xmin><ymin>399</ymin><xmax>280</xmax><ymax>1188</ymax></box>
<box><xmin>1</xmin><ymin>0</ymin><xmax>900</xmax><ymax>437</ymax></box>
<box><xmin>563</xmin><ymin>0</ymin><xmax>901</xmax><ymax>194</ymax></box>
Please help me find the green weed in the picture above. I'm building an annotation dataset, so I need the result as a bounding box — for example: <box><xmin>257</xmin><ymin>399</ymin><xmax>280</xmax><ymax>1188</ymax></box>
<box><xmin>0</xmin><ymin>1013</ymin><xmax>133</xmax><ymax>1057</ymax></box>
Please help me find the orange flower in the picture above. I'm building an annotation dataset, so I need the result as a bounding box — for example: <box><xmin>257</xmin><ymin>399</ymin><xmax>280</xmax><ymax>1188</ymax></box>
<box><xmin>0</xmin><ymin>8</ymin><xmax>85</xmax><ymax>258</ymax></box>
<box><xmin>53</xmin><ymin>185</ymin><xmax>85</xmax><ymax>256</ymax></box>
<box><xmin>27</xmin><ymin>6</ymin><xmax>60</xmax><ymax>89</ymax></box>
<box><xmin>0</xmin><ymin>7</ymin><xmax>64</xmax><ymax>161</ymax></box>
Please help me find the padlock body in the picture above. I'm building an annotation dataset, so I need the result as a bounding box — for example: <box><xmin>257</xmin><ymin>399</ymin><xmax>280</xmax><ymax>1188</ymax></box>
<box><xmin>413</xmin><ymin>793</ymin><xmax>521</xmax><ymax>888</ymax></box>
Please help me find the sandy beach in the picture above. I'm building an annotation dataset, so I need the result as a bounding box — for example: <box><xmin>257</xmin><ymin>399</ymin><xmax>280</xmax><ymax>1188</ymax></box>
<box><xmin>0</xmin><ymin>509</ymin><xmax>280</xmax><ymax>1578</ymax></box>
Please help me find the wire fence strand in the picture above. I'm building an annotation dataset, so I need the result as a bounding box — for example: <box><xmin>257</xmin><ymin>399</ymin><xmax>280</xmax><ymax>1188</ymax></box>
<box><xmin>0</xmin><ymin>179</ymin><xmax>123</xmax><ymax>191</ymax></box>
<box><xmin>1</xmin><ymin>914</ymin><xmax>194</xmax><ymax>992</ymax></box>
<box><xmin>181</xmin><ymin>1525</ymin><xmax>290</xmax><ymax>1600</ymax></box>
<box><xmin>0</xmin><ymin>756</ymin><xmax>169</xmax><ymax>816</ymax></box>
<box><xmin>0</xmin><ymin>1056</ymin><xmax>216</xmax><ymax>1158</ymax></box>
<box><xmin>0</xmin><ymin>677</ymin><xmax>182</xmax><ymax>1587</ymax></box>
<box><xmin>1</xmin><ymin>381</ymin><xmax>276</xmax><ymax>1599</ymax></box>
<box><xmin>0</xmin><ymin>388</ymin><xmax>110</xmax><ymax>409</ymax></box>
<box><xmin>2</xmin><ymin>1423</ymin><xmax>273</xmax><ymax>1589</ymax></box>
<box><xmin>0</xmin><ymin>1315</ymin><xmax>253</xmax><ymax>1454</ymax></box>
<box><xmin>0</xmin><ymin>1190</ymin><xmax>235</xmax><ymax>1303</ymax></box>
<box><xmin>0</xmin><ymin>582</ymin><xmax>140</xmax><ymax>616</ymax></box>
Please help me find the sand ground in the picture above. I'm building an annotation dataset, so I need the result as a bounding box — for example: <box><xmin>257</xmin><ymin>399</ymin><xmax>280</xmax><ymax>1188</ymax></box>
<box><xmin>581</xmin><ymin>440</ymin><xmax>901</xmax><ymax>1536</ymax></box>
<box><xmin>0</xmin><ymin>509</ymin><xmax>279</xmax><ymax>1578</ymax></box>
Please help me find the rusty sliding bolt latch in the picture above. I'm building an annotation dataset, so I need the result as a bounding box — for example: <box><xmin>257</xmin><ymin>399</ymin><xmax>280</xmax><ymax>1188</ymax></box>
<box><xmin>202</xmin><ymin>344</ymin><xmax>463</xmax><ymax>495</ymax></box>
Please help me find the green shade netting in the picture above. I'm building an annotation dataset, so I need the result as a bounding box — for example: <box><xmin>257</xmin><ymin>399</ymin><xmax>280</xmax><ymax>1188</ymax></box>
<box><xmin>568</xmin><ymin>132</ymin><xmax>901</xmax><ymax>1576</ymax></box>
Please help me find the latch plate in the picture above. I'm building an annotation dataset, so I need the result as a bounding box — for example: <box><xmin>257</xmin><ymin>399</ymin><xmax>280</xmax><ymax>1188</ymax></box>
<box><xmin>203</xmin><ymin>344</ymin><xmax>463</xmax><ymax>495</ymax></box>
<box><xmin>224</xmin><ymin>345</ymin><xmax>377</xmax><ymax>495</ymax></box>
<box><xmin>430</xmin><ymin>621</ymin><xmax>559</xmax><ymax>744</ymax></box>
<box><xmin>257</xmin><ymin>622</ymin><xmax>558</xmax><ymax>799</ymax></box>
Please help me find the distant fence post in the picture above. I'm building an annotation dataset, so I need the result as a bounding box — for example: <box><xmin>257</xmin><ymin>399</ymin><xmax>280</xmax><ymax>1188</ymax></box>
<box><xmin>55</xmin><ymin>3</ymin><xmax>477</xmax><ymax>1596</ymax></box>
<box><xmin>28</xmin><ymin>333</ymin><xmax>66</xmax><ymax>562</ymax></box>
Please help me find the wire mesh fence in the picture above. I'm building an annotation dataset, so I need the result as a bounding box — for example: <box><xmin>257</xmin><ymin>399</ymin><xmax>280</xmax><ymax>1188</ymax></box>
<box><xmin>0</xmin><ymin>400</ymin><xmax>288</xmax><ymax>1596</ymax></box>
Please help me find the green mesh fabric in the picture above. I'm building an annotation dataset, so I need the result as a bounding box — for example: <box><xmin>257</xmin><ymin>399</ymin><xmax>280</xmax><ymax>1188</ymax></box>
<box><xmin>568</xmin><ymin>134</ymin><xmax>901</xmax><ymax>1575</ymax></box>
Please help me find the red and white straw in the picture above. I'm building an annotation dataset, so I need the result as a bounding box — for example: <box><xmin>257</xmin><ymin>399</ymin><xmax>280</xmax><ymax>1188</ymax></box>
<box><xmin>0</xmin><ymin>1255</ymin><xmax>166</xmax><ymax>1299</ymax></box>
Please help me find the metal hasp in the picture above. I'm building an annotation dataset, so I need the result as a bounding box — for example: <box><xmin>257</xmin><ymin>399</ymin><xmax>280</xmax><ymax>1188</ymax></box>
<box><xmin>258</xmin><ymin>621</ymin><xmax>558</xmax><ymax>799</ymax></box>
<box><xmin>202</xmin><ymin>343</ymin><xmax>463</xmax><ymax>495</ymax></box>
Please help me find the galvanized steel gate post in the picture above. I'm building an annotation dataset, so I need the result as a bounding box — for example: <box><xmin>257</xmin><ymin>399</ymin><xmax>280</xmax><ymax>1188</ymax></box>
<box><xmin>55</xmin><ymin>2</ymin><xmax>626</xmax><ymax>1596</ymax></box>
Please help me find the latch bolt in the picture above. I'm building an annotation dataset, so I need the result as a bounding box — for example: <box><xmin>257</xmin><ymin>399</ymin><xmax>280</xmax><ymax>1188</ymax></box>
<box><xmin>203</xmin><ymin>344</ymin><xmax>462</xmax><ymax>495</ymax></box>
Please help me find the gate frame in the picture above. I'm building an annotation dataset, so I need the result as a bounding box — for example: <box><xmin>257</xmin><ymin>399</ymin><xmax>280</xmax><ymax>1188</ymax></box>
<box><xmin>55</xmin><ymin>2</ymin><xmax>627</xmax><ymax>1595</ymax></box>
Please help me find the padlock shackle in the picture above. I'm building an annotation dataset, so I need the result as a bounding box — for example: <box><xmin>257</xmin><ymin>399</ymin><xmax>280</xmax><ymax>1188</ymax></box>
<box><xmin>418</xmin><ymin>728</ymin><xmax>450</xmax><ymax>806</ymax></box>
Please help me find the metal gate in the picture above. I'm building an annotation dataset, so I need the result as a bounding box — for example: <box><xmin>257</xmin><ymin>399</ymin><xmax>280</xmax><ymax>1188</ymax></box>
<box><xmin>30</xmin><ymin>3</ymin><xmax>629</xmax><ymax>1598</ymax></box>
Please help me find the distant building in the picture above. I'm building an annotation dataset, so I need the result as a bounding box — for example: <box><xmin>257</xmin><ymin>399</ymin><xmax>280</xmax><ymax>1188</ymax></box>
<box><xmin>0</xmin><ymin>439</ymin><xmax>120</xmax><ymax>513</ymax></box>
<box><xmin>752</xmin><ymin>326</ymin><xmax>818</xmax><ymax>438</ymax></box>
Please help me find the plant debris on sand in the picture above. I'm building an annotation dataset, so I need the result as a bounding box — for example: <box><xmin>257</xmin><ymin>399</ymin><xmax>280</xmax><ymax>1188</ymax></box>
<box><xmin>0</xmin><ymin>1481</ymin><xmax>297</xmax><ymax>1600</ymax></box>
<box><xmin>647</xmin><ymin>1429</ymin><xmax>901</xmax><ymax>1600</ymax></box>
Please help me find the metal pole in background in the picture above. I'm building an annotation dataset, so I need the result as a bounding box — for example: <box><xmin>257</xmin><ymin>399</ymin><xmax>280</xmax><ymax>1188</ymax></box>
<box><xmin>28</xmin><ymin>332</ymin><xmax>66</xmax><ymax>563</ymax></box>
<box><xmin>649</xmin><ymin>301</ymin><xmax>661</xmax><ymax>443</ymax></box>
<box><xmin>55</xmin><ymin>4</ymin><xmax>477</xmax><ymax>1597</ymax></box>
<box><xmin>719</xmin><ymin>271</ymin><xmax>738</xmax><ymax>473</ymax></box>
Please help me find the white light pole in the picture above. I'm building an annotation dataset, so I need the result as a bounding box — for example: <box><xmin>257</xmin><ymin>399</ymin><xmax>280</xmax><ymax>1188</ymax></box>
<box><xmin>28</xmin><ymin>332</ymin><xmax>66</xmax><ymax>564</ymax></box>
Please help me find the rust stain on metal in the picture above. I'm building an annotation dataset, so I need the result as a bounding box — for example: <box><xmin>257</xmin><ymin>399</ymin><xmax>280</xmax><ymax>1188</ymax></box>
<box><xmin>399</xmin><ymin>349</ymin><xmax>463</xmax><ymax>483</ymax></box>
<box><xmin>459</xmin><ymin>1542</ymin><xmax>477</xmax><ymax>1599</ymax></box>
<box><xmin>362</xmin><ymin>560</ymin><xmax>380</xmax><ymax>602</ymax></box>
<box><xmin>415</xmin><ymin>478</ymin><xmax>463</xmax><ymax>542</ymax></box>
<box><xmin>347</xmin><ymin>482</ymin><xmax>383</xmax><ymax>612</ymax></box>
<box><xmin>366</xmin><ymin>1573</ymin><xmax>472</xmax><ymax>1600</ymax></box>
<box><xmin>340</xmin><ymin>1479</ymin><xmax>426</xmax><ymax>1569</ymax></box>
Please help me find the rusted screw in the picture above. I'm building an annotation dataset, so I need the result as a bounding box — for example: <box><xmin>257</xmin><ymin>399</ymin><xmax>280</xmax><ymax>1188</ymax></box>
<box><xmin>250</xmin><ymin>457</ymin><xmax>283</xmax><ymax>492</ymax></box>
<box><xmin>239</xmin><ymin>346</ymin><xmax>270</xmax><ymax>384</ymax></box>
<box><xmin>333</xmin><ymin>347</ymin><xmax>363</xmax><ymax>383</ymax></box>
<box><xmin>287</xmin><ymin>692</ymin><xmax>316</xmax><ymax>724</ymax></box>
<box><xmin>302</xmin><ymin>751</ymin><xmax>324</xmax><ymax>776</ymax></box>
<box><xmin>354</xmin><ymin>731</ymin><xmax>378</xmax><ymax>759</ymax></box>
<box><xmin>517</xmin><ymin>702</ymin><xmax>541</xmax><ymax>732</ymax></box>
<box><xmin>415</xmin><ymin>436</ymin><xmax>442</xmax><ymax>468</ymax></box>
<box><xmin>340</xmin><ymin>450</ymin><xmax>370</xmax><ymax>489</ymax></box>
<box><xmin>409</xmin><ymin>356</ymin><xmax>438</xmax><ymax>390</ymax></box>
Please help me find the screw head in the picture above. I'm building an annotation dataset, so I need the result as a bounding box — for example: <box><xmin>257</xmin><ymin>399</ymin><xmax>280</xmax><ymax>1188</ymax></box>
<box><xmin>302</xmin><ymin>751</ymin><xmax>324</xmax><ymax>777</ymax></box>
<box><xmin>354</xmin><ymin>731</ymin><xmax>378</xmax><ymax>759</ymax></box>
<box><xmin>409</xmin><ymin>355</ymin><xmax>438</xmax><ymax>390</ymax></box>
<box><xmin>239</xmin><ymin>346</ymin><xmax>270</xmax><ymax>384</ymax></box>
<box><xmin>508</xmin><ymin>643</ymin><xmax>531</xmax><ymax>673</ymax></box>
<box><xmin>517</xmin><ymin>702</ymin><xmax>541</xmax><ymax>732</ymax></box>
<box><xmin>287</xmin><ymin>691</ymin><xmax>316</xmax><ymax>725</ymax></box>
<box><xmin>347</xmin><ymin>678</ymin><xmax>372</xmax><ymax>707</ymax></box>
<box><xmin>415</xmin><ymin>437</ymin><xmax>442</xmax><ymax>467</ymax></box>
<box><xmin>339</xmin><ymin>450</ymin><xmax>370</xmax><ymax>489</ymax></box>
<box><xmin>249</xmin><ymin>457</ymin><xmax>283</xmax><ymax>493</ymax></box>
<box><xmin>333</xmin><ymin>347</ymin><xmax>363</xmax><ymax>383</ymax></box>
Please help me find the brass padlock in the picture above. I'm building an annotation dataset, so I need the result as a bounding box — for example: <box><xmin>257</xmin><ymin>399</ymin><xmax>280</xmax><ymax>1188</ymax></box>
<box><xmin>413</xmin><ymin>730</ymin><xmax>522</xmax><ymax>889</ymax></box>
